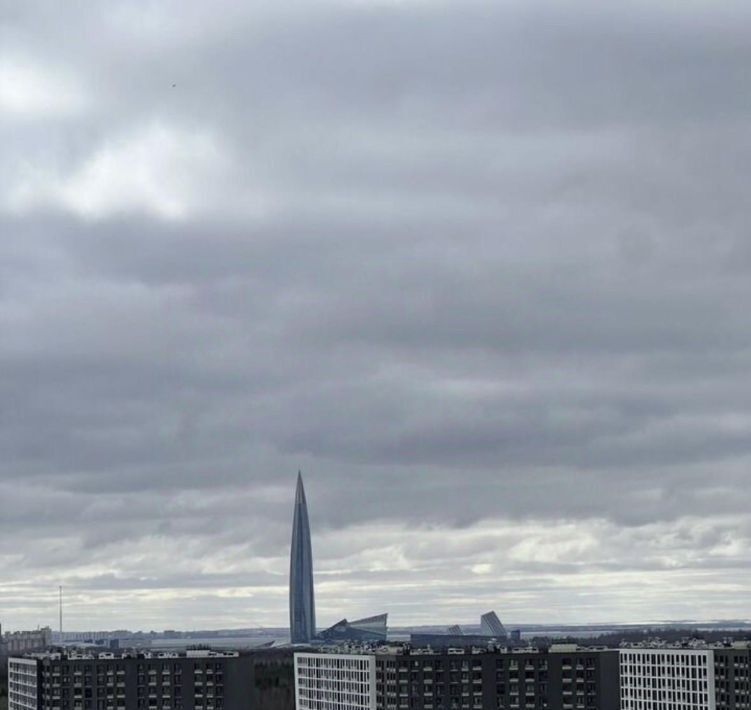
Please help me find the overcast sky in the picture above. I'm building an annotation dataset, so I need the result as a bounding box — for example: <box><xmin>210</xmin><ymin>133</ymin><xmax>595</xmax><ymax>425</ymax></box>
<box><xmin>2</xmin><ymin>0</ymin><xmax>751</xmax><ymax>633</ymax></box>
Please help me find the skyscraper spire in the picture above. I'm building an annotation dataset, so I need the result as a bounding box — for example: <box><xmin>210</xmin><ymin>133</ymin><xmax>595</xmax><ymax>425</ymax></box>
<box><xmin>289</xmin><ymin>471</ymin><xmax>316</xmax><ymax>643</ymax></box>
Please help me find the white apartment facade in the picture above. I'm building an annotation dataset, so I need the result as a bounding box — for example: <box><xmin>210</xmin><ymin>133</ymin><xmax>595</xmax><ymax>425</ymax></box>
<box><xmin>620</xmin><ymin>648</ymin><xmax>716</xmax><ymax>710</ymax></box>
<box><xmin>8</xmin><ymin>657</ymin><xmax>39</xmax><ymax>710</ymax></box>
<box><xmin>295</xmin><ymin>652</ymin><xmax>376</xmax><ymax>710</ymax></box>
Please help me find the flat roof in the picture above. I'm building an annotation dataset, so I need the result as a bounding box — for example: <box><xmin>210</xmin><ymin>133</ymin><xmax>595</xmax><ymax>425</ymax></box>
<box><xmin>12</xmin><ymin>649</ymin><xmax>240</xmax><ymax>661</ymax></box>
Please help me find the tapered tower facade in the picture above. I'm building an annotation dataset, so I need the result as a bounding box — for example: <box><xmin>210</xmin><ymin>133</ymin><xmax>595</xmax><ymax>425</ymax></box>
<box><xmin>289</xmin><ymin>472</ymin><xmax>316</xmax><ymax>643</ymax></box>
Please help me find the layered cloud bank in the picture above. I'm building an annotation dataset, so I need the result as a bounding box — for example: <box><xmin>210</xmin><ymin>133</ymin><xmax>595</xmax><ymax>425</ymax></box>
<box><xmin>1</xmin><ymin>0</ymin><xmax>751</xmax><ymax>630</ymax></box>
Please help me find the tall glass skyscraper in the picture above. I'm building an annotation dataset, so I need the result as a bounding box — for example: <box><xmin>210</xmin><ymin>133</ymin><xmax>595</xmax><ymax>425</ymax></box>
<box><xmin>289</xmin><ymin>472</ymin><xmax>316</xmax><ymax>643</ymax></box>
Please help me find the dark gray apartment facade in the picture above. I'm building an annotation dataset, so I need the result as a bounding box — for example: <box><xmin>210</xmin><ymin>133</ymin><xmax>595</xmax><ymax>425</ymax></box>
<box><xmin>8</xmin><ymin>649</ymin><xmax>295</xmax><ymax>710</ymax></box>
<box><xmin>713</xmin><ymin>645</ymin><xmax>751</xmax><ymax>710</ymax></box>
<box><xmin>374</xmin><ymin>646</ymin><xmax>619</xmax><ymax>710</ymax></box>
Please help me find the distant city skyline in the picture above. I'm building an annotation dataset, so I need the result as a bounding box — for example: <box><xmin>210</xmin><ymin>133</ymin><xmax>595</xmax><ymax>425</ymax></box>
<box><xmin>3</xmin><ymin>0</ymin><xmax>751</xmax><ymax>631</ymax></box>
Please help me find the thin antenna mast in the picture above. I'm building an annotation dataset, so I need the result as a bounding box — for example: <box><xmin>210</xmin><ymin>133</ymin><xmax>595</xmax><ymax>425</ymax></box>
<box><xmin>59</xmin><ymin>585</ymin><xmax>63</xmax><ymax>640</ymax></box>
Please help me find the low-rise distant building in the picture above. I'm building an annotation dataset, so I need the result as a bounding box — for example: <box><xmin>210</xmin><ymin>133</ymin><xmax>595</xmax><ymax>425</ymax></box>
<box><xmin>479</xmin><ymin>612</ymin><xmax>506</xmax><ymax>639</ymax></box>
<box><xmin>317</xmin><ymin>614</ymin><xmax>388</xmax><ymax>643</ymax></box>
<box><xmin>420</xmin><ymin>611</ymin><xmax>508</xmax><ymax>649</ymax></box>
<box><xmin>2</xmin><ymin>627</ymin><xmax>52</xmax><ymax>658</ymax></box>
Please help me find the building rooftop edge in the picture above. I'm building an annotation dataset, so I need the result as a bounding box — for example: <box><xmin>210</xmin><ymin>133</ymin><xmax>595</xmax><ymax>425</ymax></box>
<box><xmin>8</xmin><ymin>649</ymin><xmax>242</xmax><ymax>661</ymax></box>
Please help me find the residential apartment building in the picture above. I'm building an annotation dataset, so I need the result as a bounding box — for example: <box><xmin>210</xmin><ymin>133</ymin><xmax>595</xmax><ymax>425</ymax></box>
<box><xmin>620</xmin><ymin>648</ymin><xmax>715</xmax><ymax>710</ymax></box>
<box><xmin>713</xmin><ymin>646</ymin><xmax>751</xmax><ymax>710</ymax></box>
<box><xmin>619</xmin><ymin>642</ymin><xmax>751</xmax><ymax>710</ymax></box>
<box><xmin>8</xmin><ymin>657</ymin><xmax>40</xmax><ymax>710</ymax></box>
<box><xmin>295</xmin><ymin>653</ymin><xmax>376</xmax><ymax>710</ymax></box>
<box><xmin>6</xmin><ymin>648</ymin><xmax>295</xmax><ymax>710</ymax></box>
<box><xmin>2</xmin><ymin>628</ymin><xmax>52</xmax><ymax>657</ymax></box>
<box><xmin>295</xmin><ymin>645</ymin><xmax>620</xmax><ymax>710</ymax></box>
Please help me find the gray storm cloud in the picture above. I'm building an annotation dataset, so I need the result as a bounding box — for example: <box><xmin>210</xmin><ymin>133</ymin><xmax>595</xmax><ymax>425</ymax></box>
<box><xmin>1</xmin><ymin>0</ymin><xmax>751</xmax><ymax>630</ymax></box>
